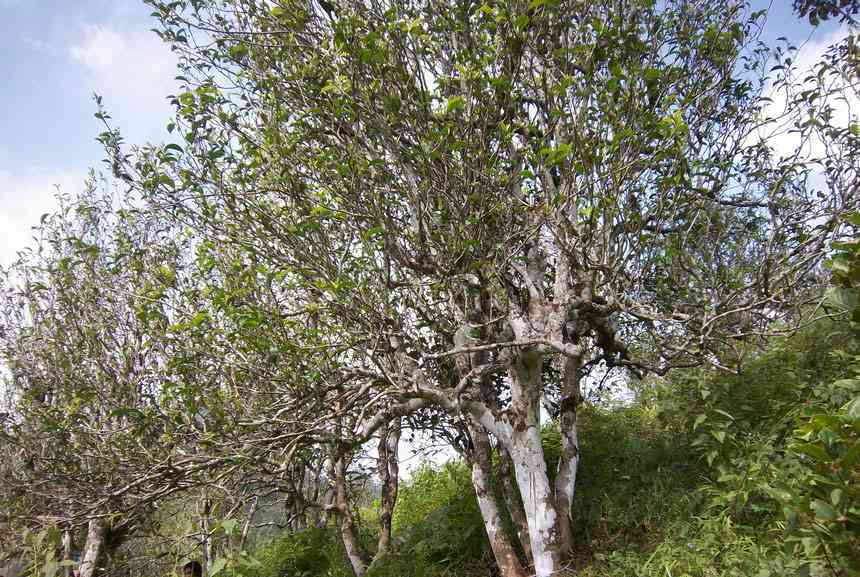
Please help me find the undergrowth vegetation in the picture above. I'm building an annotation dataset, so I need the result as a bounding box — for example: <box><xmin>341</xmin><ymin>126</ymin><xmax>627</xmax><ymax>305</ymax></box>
<box><xmin>245</xmin><ymin>308</ymin><xmax>859</xmax><ymax>577</ymax></box>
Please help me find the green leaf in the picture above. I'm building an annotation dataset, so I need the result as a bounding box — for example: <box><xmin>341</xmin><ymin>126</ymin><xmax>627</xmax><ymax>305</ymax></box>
<box><xmin>310</xmin><ymin>205</ymin><xmax>332</xmax><ymax>218</ymax></box>
<box><xmin>229</xmin><ymin>44</ymin><xmax>249</xmax><ymax>59</ymax></box>
<box><xmin>221</xmin><ymin>518</ymin><xmax>238</xmax><ymax>535</ymax></box>
<box><xmin>824</xmin><ymin>287</ymin><xmax>858</xmax><ymax>312</ymax></box>
<box><xmin>830</xmin><ymin>488</ymin><xmax>842</xmax><ymax>506</ymax></box>
<box><xmin>514</xmin><ymin>14</ymin><xmax>530</xmax><ymax>30</ymax></box>
<box><xmin>843</xmin><ymin>396</ymin><xmax>860</xmax><ymax>421</ymax></box>
<box><xmin>841</xmin><ymin>442</ymin><xmax>860</xmax><ymax>469</ymax></box>
<box><xmin>706</xmin><ymin>450</ymin><xmax>718</xmax><ymax>467</ymax></box>
<box><xmin>811</xmin><ymin>499</ymin><xmax>837</xmax><ymax>521</ymax></box>
<box><xmin>693</xmin><ymin>414</ymin><xmax>707</xmax><ymax>430</ymax></box>
<box><xmin>793</xmin><ymin>442</ymin><xmax>829</xmax><ymax>461</ymax></box>
<box><xmin>209</xmin><ymin>558</ymin><xmax>227</xmax><ymax>577</ymax></box>
<box><xmin>445</xmin><ymin>96</ymin><xmax>466</xmax><ymax>114</ymax></box>
<box><xmin>362</xmin><ymin>226</ymin><xmax>385</xmax><ymax>240</ymax></box>
<box><xmin>178</xmin><ymin>92</ymin><xmax>195</xmax><ymax>107</ymax></box>
<box><xmin>383</xmin><ymin>94</ymin><xmax>401</xmax><ymax>113</ymax></box>
<box><xmin>540</xmin><ymin>143</ymin><xmax>572</xmax><ymax>165</ymax></box>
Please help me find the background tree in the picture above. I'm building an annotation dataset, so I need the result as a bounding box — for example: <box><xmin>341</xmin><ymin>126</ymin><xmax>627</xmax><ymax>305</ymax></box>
<box><xmin>0</xmin><ymin>180</ymin><xmax>196</xmax><ymax>576</ymax></box>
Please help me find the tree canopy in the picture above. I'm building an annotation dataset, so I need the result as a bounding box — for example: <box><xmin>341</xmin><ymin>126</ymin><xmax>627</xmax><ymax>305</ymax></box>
<box><xmin>1</xmin><ymin>1</ymin><xmax>858</xmax><ymax>577</ymax></box>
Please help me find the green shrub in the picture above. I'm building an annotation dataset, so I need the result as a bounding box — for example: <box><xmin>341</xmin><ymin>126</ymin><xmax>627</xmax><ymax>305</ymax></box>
<box><xmin>569</xmin><ymin>402</ymin><xmax>702</xmax><ymax>561</ymax></box>
<box><xmin>369</xmin><ymin>461</ymin><xmax>490</xmax><ymax>577</ymax></box>
<box><xmin>249</xmin><ymin>527</ymin><xmax>352</xmax><ymax>577</ymax></box>
<box><xmin>640</xmin><ymin>228</ymin><xmax>860</xmax><ymax>577</ymax></box>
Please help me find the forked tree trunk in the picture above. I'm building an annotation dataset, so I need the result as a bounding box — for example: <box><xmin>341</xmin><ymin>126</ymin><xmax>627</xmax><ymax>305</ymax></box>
<box><xmin>78</xmin><ymin>519</ymin><xmax>106</xmax><ymax>577</ymax></box>
<box><xmin>466</xmin><ymin>423</ymin><xmax>529</xmax><ymax>577</ymax></box>
<box><xmin>452</xmin><ymin>332</ymin><xmax>530</xmax><ymax>577</ymax></box>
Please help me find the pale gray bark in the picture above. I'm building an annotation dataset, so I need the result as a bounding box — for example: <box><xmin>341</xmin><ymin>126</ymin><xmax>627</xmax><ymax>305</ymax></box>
<box><xmin>333</xmin><ymin>455</ymin><xmax>367</xmax><ymax>577</ymax></box>
<box><xmin>200</xmin><ymin>498</ymin><xmax>212</xmax><ymax>577</ymax></box>
<box><xmin>238</xmin><ymin>497</ymin><xmax>258</xmax><ymax>551</ymax></box>
<box><xmin>78</xmin><ymin>519</ymin><xmax>106</xmax><ymax>577</ymax></box>
<box><xmin>505</xmin><ymin>352</ymin><xmax>562</xmax><ymax>577</ymax></box>
<box><xmin>498</xmin><ymin>445</ymin><xmax>534</xmax><ymax>566</ymax></box>
<box><xmin>467</xmin><ymin>423</ymin><xmax>528</xmax><ymax>577</ymax></box>
<box><xmin>62</xmin><ymin>529</ymin><xmax>72</xmax><ymax>577</ymax></box>
<box><xmin>508</xmin><ymin>427</ymin><xmax>562</xmax><ymax>577</ymax></box>
<box><xmin>554</xmin><ymin>356</ymin><xmax>582</xmax><ymax>557</ymax></box>
<box><xmin>449</xmin><ymin>326</ymin><xmax>529</xmax><ymax>577</ymax></box>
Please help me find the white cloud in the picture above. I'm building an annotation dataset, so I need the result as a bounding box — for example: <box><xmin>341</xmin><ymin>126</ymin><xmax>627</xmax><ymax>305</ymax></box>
<box><xmin>22</xmin><ymin>36</ymin><xmax>55</xmax><ymax>54</ymax></box>
<box><xmin>70</xmin><ymin>25</ymin><xmax>122</xmax><ymax>71</ymax></box>
<box><xmin>0</xmin><ymin>168</ymin><xmax>85</xmax><ymax>268</ymax></box>
<box><xmin>755</xmin><ymin>27</ymin><xmax>859</xmax><ymax>160</ymax></box>
<box><xmin>69</xmin><ymin>24</ymin><xmax>178</xmax><ymax>145</ymax></box>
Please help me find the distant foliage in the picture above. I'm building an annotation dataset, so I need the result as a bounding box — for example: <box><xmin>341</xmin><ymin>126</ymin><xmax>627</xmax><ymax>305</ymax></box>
<box><xmin>248</xmin><ymin>528</ymin><xmax>352</xmax><ymax>577</ymax></box>
<box><xmin>371</xmin><ymin>462</ymin><xmax>489</xmax><ymax>577</ymax></box>
<box><xmin>793</xmin><ymin>0</ymin><xmax>859</xmax><ymax>24</ymax></box>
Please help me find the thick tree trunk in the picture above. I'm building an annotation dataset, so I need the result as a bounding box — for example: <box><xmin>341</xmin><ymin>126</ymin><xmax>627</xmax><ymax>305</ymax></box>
<box><xmin>333</xmin><ymin>455</ymin><xmax>368</xmax><ymax>577</ymax></box>
<box><xmin>554</xmin><ymin>357</ymin><xmax>582</xmax><ymax>557</ymax></box>
<box><xmin>374</xmin><ymin>420</ymin><xmax>400</xmax><ymax>559</ymax></box>
<box><xmin>320</xmin><ymin>490</ymin><xmax>336</xmax><ymax>528</ymax></box>
<box><xmin>467</xmin><ymin>423</ymin><xmax>529</xmax><ymax>577</ymax></box>
<box><xmin>498</xmin><ymin>445</ymin><xmax>534</xmax><ymax>566</ymax></box>
<box><xmin>62</xmin><ymin>529</ymin><xmax>72</xmax><ymax>577</ymax></box>
<box><xmin>505</xmin><ymin>352</ymin><xmax>562</xmax><ymax>577</ymax></box>
<box><xmin>78</xmin><ymin>519</ymin><xmax>106</xmax><ymax>577</ymax></box>
<box><xmin>289</xmin><ymin>466</ymin><xmax>308</xmax><ymax>531</ymax></box>
<box><xmin>239</xmin><ymin>497</ymin><xmax>258</xmax><ymax>552</ymax></box>
<box><xmin>287</xmin><ymin>488</ymin><xmax>308</xmax><ymax>532</ymax></box>
<box><xmin>200</xmin><ymin>498</ymin><xmax>212</xmax><ymax>577</ymax></box>
<box><xmin>450</xmin><ymin>326</ymin><xmax>528</xmax><ymax>577</ymax></box>
<box><xmin>508</xmin><ymin>427</ymin><xmax>562</xmax><ymax>577</ymax></box>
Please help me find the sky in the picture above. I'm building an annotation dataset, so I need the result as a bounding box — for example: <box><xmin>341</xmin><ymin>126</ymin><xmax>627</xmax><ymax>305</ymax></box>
<box><xmin>0</xmin><ymin>0</ymin><xmax>849</xmax><ymax>269</ymax></box>
<box><xmin>0</xmin><ymin>0</ymin><xmax>179</xmax><ymax>267</ymax></box>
